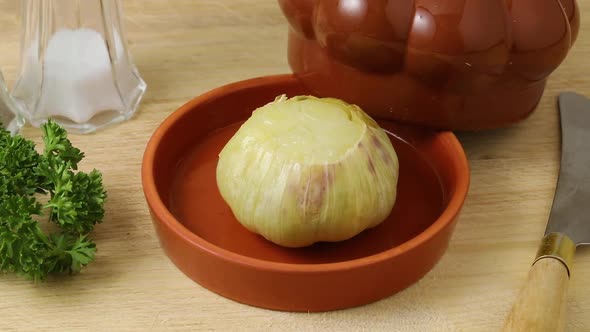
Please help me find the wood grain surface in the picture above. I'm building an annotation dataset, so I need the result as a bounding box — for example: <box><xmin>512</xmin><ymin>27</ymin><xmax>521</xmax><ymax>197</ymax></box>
<box><xmin>0</xmin><ymin>1</ymin><xmax>589</xmax><ymax>331</ymax></box>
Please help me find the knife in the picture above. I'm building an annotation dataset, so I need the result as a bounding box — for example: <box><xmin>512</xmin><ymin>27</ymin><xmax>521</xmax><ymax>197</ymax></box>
<box><xmin>503</xmin><ymin>92</ymin><xmax>590</xmax><ymax>332</ymax></box>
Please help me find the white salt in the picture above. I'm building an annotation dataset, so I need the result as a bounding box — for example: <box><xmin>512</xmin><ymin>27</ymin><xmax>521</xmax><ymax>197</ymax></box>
<box><xmin>36</xmin><ymin>28</ymin><xmax>125</xmax><ymax>124</ymax></box>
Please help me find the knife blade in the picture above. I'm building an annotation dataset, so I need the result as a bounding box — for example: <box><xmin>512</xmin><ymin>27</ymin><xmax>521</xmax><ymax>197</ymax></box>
<box><xmin>503</xmin><ymin>92</ymin><xmax>590</xmax><ymax>332</ymax></box>
<box><xmin>546</xmin><ymin>91</ymin><xmax>590</xmax><ymax>245</ymax></box>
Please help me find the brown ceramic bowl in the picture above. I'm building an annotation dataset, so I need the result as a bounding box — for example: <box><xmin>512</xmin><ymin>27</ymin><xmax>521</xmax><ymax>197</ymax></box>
<box><xmin>142</xmin><ymin>74</ymin><xmax>469</xmax><ymax>312</ymax></box>
<box><xmin>279</xmin><ymin>0</ymin><xmax>580</xmax><ymax>130</ymax></box>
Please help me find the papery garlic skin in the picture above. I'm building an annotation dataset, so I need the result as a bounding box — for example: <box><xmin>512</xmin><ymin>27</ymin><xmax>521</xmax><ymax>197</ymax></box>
<box><xmin>216</xmin><ymin>95</ymin><xmax>399</xmax><ymax>248</ymax></box>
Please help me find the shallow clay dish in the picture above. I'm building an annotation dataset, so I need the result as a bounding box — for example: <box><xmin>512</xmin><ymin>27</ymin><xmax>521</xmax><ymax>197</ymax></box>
<box><xmin>142</xmin><ymin>74</ymin><xmax>469</xmax><ymax>312</ymax></box>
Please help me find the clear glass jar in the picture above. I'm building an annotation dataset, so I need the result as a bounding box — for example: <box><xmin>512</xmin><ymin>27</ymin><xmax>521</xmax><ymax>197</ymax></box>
<box><xmin>11</xmin><ymin>0</ymin><xmax>147</xmax><ymax>134</ymax></box>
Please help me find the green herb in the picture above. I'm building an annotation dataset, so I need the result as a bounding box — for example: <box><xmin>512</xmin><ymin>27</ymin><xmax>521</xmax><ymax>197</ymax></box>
<box><xmin>0</xmin><ymin>120</ymin><xmax>106</xmax><ymax>280</ymax></box>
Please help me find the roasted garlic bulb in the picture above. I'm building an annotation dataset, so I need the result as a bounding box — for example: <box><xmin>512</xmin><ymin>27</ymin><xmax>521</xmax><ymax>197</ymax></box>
<box><xmin>216</xmin><ymin>95</ymin><xmax>399</xmax><ymax>247</ymax></box>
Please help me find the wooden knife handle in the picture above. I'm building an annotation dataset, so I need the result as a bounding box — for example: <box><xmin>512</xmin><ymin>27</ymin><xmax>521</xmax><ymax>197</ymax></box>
<box><xmin>503</xmin><ymin>258</ymin><xmax>569</xmax><ymax>331</ymax></box>
<box><xmin>503</xmin><ymin>233</ymin><xmax>576</xmax><ymax>332</ymax></box>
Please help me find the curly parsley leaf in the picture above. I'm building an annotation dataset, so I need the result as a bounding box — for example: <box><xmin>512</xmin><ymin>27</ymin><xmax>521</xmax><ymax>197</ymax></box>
<box><xmin>0</xmin><ymin>195</ymin><xmax>48</xmax><ymax>281</ymax></box>
<box><xmin>41</xmin><ymin>120</ymin><xmax>84</xmax><ymax>169</ymax></box>
<box><xmin>0</xmin><ymin>120</ymin><xmax>106</xmax><ymax>280</ymax></box>
<box><xmin>44</xmin><ymin>233</ymin><xmax>96</xmax><ymax>276</ymax></box>
<box><xmin>0</xmin><ymin>127</ymin><xmax>41</xmax><ymax>196</ymax></box>
<box><xmin>44</xmin><ymin>168</ymin><xmax>107</xmax><ymax>234</ymax></box>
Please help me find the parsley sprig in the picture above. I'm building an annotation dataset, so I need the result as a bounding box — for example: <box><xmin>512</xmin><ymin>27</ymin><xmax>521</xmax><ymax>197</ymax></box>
<box><xmin>0</xmin><ymin>120</ymin><xmax>106</xmax><ymax>280</ymax></box>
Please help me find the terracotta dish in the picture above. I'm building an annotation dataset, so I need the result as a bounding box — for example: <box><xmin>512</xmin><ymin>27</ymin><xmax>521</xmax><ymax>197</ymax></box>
<box><xmin>280</xmin><ymin>0</ymin><xmax>580</xmax><ymax>130</ymax></box>
<box><xmin>142</xmin><ymin>74</ymin><xmax>469</xmax><ymax>311</ymax></box>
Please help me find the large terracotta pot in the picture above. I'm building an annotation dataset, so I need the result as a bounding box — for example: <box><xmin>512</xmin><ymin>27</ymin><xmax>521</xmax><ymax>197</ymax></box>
<box><xmin>280</xmin><ymin>0</ymin><xmax>580</xmax><ymax>130</ymax></box>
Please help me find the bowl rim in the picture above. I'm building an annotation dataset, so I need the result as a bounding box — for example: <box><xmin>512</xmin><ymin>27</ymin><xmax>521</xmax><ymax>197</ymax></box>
<box><xmin>141</xmin><ymin>74</ymin><xmax>470</xmax><ymax>273</ymax></box>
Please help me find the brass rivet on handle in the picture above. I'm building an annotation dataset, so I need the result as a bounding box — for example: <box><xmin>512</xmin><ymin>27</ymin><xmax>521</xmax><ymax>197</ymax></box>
<box><xmin>533</xmin><ymin>232</ymin><xmax>576</xmax><ymax>277</ymax></box>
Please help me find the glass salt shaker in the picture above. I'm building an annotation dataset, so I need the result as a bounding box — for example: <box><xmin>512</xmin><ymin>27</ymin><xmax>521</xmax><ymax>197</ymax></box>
<box><xmin>0</xmin><ymin>72</ymin><xmax>25</xmax><ymax>135</ymax></box>
<box><xmin>11</xmin><ymin>0</ymin><xmax>147</xmax><ymax>134</ymax></box>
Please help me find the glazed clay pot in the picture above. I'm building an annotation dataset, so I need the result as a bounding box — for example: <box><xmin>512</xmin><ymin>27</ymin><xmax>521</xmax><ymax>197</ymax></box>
<box><xmin>279</xmin><ymin>0</ymin><xmax>580</xmax><ymax>130</ymax></box>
